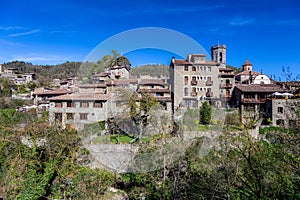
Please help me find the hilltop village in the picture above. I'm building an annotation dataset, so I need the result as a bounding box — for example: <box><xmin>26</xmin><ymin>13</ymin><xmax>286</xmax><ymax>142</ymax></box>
<box><xmin>0</xmin><ymin>45</ymin><xmax>300</xmax><ymax>131</ymax></box>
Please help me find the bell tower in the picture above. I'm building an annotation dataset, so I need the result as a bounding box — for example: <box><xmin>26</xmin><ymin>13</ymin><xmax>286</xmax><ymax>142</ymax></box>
<box><xmin>211</xmin><ymin>44</ymin><xmax>227</xmax><ymax>68</ymax></box>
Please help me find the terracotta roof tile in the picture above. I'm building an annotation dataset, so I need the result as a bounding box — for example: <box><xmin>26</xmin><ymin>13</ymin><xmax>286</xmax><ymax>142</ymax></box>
<box><xmin>235</xmin><ymin>84</ymin><xmax>283</xmax><ymax>93</ymax></box>
<box><xmin>243</xmin><ymin>60</ymin><xmax>252</xmax><ymax>66</ymax></box>
<box><xmin>173</xmin><ymin>60</ymin><xmax>191</xmax><ymax>65</ymax></box>
<box><xmin>49</xmin><ymin>93</ymin><xmax>109</xmax><ymax>101</ymax></box>
<box><xmin>77</xmin><ymin>83</ymin><xmax>107</xmax><ymax>88</ymax></box>
<box><xmin>34</xmin><ymin>88</ymin><xmax>72</xmax><ymax>95</ymax></box>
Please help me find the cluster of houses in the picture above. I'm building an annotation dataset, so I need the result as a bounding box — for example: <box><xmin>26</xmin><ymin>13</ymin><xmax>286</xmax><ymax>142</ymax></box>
<box><xmin>1</xmin><ymin>44</ymin><xmax>300</xmax><ymax>130</ymax></box>
<box><xmin>0</xmin><ymin>64</ymin><xmax>35</xmax><ymax>85</ymax></box>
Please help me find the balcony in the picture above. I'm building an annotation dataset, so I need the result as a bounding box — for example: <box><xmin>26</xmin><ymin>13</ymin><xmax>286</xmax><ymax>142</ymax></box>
<box><xmin>191</xmin><ymin>80</ymin><xmax>197</xmax><ymax>85</ymax></box>
<box><xmin>242</xmin><ymin>98</ymin><xmax>266</xmax><ymax>103</ymax></box>
<box><xmin>191</xmin><ymin>92</ymin><xmax>197</xmax><ymax>97</ymax></box>
<box><xmin>206</xmin><ymin>92</ymin><xmax>213</xmax><ymax>97</ymax></box>
<box><xmin>206</xmin><ymin>81</ymin><xmax>213</xmax><ymax>86</ymax></box>
<box><xmin>220</xmin><ymin>83</ymin><xmax>232</xmax><ymax>88</ymax></box>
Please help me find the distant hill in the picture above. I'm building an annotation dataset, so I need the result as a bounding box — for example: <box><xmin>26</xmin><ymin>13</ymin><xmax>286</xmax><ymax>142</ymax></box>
<box><xmin>130</xmin><ymin>64</ymin><xmax>169</xmax><ymax>78</ymax></box>
<box><xmin>4</xmin><ymin>61</ymin><xmax>83</xmax><ymax>79</ymax></box>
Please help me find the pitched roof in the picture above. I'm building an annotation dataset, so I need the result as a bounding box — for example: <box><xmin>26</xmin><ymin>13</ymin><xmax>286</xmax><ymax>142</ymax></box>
<box><xmin>49</xmin><ymin>93</ymin><xmax>109</xmax><ymax>101</ymax></box>
<box><xmin>235</xmin><ymin>84</ymin><xmax>283</xmax><ymax>93</ymax></box>
<box><xmin>34</xmin><ymin>88</ymin><xmax>72</xmax><ymax>95</ymax></box>
<box><xmin>236</xmin><ymin>70</ymin><xmax>260</xmax><ymax>76</ymax></box>
<box><xmin>173</xmin><ymin>59</ymin><xmax>191</xmax><ymax>65</ymax></box>
<box><xmin>139</xmin><ymin>79</ymin><xmax>168</xmax><ymax>86</ymax></box>
<box><xmin>243</xmin><ymin>60</ymin><xmax>252</xmax><ymax>66</ymax></box>
<box><xmin>77</xmin><ymin>83</ymin><xmax>107</xmax><ymax>88</ymax></box>
<box><xmin>173</xmin><ymin>59</ymin><xmax>219</xmax><ymax>65</ymax></box>
<box><xmin>106</xmin><ymin>79</ymin><xmax>138</xmax><ymax>86</ymax></box>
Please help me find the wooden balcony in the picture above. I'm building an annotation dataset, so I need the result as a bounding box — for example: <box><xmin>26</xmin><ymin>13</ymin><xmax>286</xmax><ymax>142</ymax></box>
<box><xmin>242</xmin><ymin>98</ymin><xmax>266</xmax><ymax>103</ymax></box>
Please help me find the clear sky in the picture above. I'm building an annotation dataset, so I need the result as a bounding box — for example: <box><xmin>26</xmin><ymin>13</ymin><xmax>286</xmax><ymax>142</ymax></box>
<box><xmin>1</xmin><ymin>0</ymin><xmax>300</xmax><ymax>78</ymax></box>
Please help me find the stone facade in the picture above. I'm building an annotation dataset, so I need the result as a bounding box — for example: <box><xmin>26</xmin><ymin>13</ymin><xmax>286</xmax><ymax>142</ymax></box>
<box><xmin>170</xmin><ymin>44</ymin><xmax>235</xmax><ymax>111</ymax></box>
<box><xmin>49</xmin><ymin>93</ymin><xmax>108</xmax><ymax>130</ymax></box>
<box><xmin>266</xmin><ymin>98</ymin><xmax>300</xmax><ymax>128</ymax></box>
<box><xmin>231</xmin><ymin>84</ymin><xmax>283</xmax><ymax>125</ymax></box>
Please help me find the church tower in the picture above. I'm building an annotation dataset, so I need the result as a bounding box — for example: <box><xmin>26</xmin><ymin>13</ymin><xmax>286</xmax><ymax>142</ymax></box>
<box><xmin>211</xmin><ymin>44</ymin><xmax>227</xmax><ymax>68</ymax></box>
<box><xmin>242</xmin><ymin>60</ymin><xmax>252</xmax><ymax>71</ymax></box>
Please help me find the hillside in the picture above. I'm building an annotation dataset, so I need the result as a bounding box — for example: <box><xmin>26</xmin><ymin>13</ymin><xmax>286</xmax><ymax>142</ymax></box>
<box><xmin>130</xmin><ymin>64</ymin><xmax>169</xmax><ymax>78</ymax></box>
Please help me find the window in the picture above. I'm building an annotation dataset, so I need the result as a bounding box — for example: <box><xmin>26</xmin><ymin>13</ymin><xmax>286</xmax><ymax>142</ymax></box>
<box><xmin>80</xmin><ymin>113</ymin><xmax>88</xmax><ymax>120</ymax></box>
<box><xmin>276</xmin><ymin>119</ymin><xmax>284</xmax><ymax>126</ymax></box>
<box><xmin>278</xmin><ymin>107</ymin><xmax>283</xmax><ymax>113</ymax></box>
<box><xmin>54</xmin><ymin>113</ymin><xmax>62</xmax><ymax>122</ymax></box>
<box><xmin>192</xmin><ymin>66</ymin><xmax>196</xmax><ymax>71</ymax></box>
<box><xmin>184</xmin><ymin>88</ymin><xmax>188</xmax><ymax>96</ymax></box>
<box><xmin>55</xmin><ymin>102</ymin><xmax>62</xmax><ymax>108</ymax></box>
<box><xmin>184</xmin><ymin>66</ymin><xmax>188</xmax><ymax>71</ymax></box>
<box><xmin>184</xmin><ymin>76</ymin><xmax>189</xmax><ymax>85</ymax></box>
<box><xmin>208</xmin><ymin>67</ymin><xmax>211</xmax><ymax>72</ymax></box>
<box><xmin>80</xmin><ymin>102</ymin><xmax>89</xmax><ymax>108</ymax></box>
<box><xmin>191</xmin><ymin>87</ymin><xmax>197</xmax><ymax>97</ymax></box>
<box><xmin>94</xmin><ymin>101</ymin><xmax>103</xmax><ymax>108</ymax></box>
<box><xmin>67</xmin><ymin>101</ymin><xmax>73</xmax><ymax>107</ymax></box>
<box><xmin>66</xmin><ymin>113</ymin><xmax>74</xmax><ymax>120</ymax></box>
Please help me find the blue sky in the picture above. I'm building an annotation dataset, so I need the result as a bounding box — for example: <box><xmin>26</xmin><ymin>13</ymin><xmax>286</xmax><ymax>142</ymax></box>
<box><xmin>1</xmin><ymin>0</ymin><xmax>300</xmax><ymax>78</ymax></box>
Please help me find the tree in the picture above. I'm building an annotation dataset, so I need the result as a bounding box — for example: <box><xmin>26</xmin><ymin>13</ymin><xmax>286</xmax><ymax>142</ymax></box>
<box><xmin>199</xmin><ymin>101</ymin><xmax>212</xmax><ymax>125</ymax></box>
<box><xmin>0</xmin><ymin>78</ymin><xmax>12</xmax><ymax>97</ymax></box>
<box><xmin>129</xmin><ymin>92</ymin><xmax>158</xmax><ymax>143</ymax></box>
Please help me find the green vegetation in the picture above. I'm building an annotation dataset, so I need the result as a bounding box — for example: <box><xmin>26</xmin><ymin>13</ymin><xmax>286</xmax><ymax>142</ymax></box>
<box><xmin>0</xmin><ymin>119</ymin><xmax>114</xmax><ymax>199</ymax></box>
<box><xmin>131</xmin><ymin>64</ymin><xmax>169</xmax><ymax>78</ymax></box>
<box><xmin>0</xmin><ymin>109</ymin><xmax>299</xmax><ymax>199</ymax></box>
<box><xmin>129</xmin><ymin>92</ymin><xmax>158</xmax><ymax>143</ymax></box>
<box><xmin>199</xmin><ymin>101</ymin><xmax>212</xmax><ymax>125</ymax></box>
<box><xmin>80</xmin><ymin>120</ymin><xmax>106</xmax><ymax>137</ymax></box>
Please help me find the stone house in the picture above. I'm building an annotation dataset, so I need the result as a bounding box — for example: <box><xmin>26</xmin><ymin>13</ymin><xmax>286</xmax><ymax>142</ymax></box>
<box><xmin>231</xmin><ymin>84</ymin><xmax>283</xmax><ymax>125</ymax></box>
<box><xmin>49</xmin><ymin>93</ymin><xmax>108</xmax><ymax>130</ymax></box>
<box><xmin>169</xmin><ymin>44</ymin><xmax>234</xmax><ymax>111</ymax></box>
<box><xmin>266</xmin><ymin>97</ymin><xmax>300</xmax><ymax>128</ymax></box>
<box><xmin>137</xmin><ymin>79</ymin><xmax>172</xmax><ymax>112</ymax></box>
